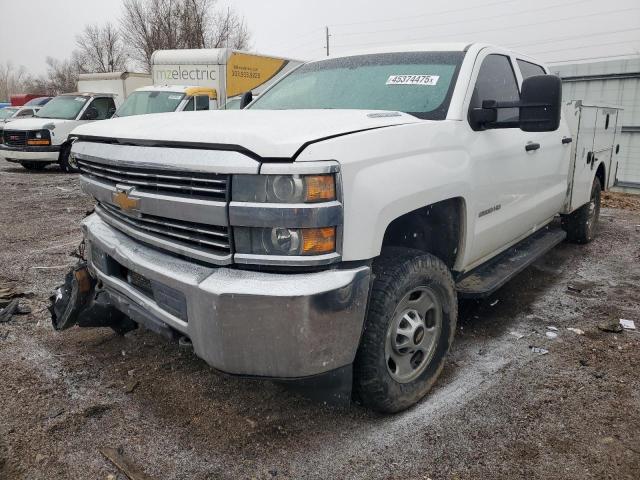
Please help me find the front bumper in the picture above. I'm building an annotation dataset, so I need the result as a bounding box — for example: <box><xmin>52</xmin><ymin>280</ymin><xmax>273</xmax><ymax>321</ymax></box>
<box><xmin>82</xmin><ymin>214</ymin><xmax>371</xmax><ymax>378</ymax></box>
<box><xmin>0</xmin><ymin>144</ymin><xmax>60</xmax><ymax>162</ymax></box>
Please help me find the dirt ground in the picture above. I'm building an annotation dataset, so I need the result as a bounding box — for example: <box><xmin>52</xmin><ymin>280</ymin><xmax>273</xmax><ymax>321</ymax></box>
<box><xmin>1</xmin><ymin>162</ymin><xmax>639</xmax><ymax>480</ymax></box>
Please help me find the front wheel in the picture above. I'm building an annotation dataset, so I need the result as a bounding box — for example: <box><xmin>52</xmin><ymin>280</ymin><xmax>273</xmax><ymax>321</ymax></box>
<box><xmin>562</xmin><ymin>176</ymin><xmax>601</xmax><ymax>244</ymax></box>
<box><xmin>58</xmin><ymin>143</ymin><xmax>79</xmax><ymax>173</ymax></box>
<box><xmin>354</xmin><ymin>248</ymin><xmax>457</xmax><ymax>413</ymax></box>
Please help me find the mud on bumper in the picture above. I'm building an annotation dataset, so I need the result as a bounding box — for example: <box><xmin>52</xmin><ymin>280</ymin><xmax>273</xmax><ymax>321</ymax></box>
<box><xmin>81</xmin><ymin>214</ymin><xmax>371</xmax><ymax>379</ymax></box>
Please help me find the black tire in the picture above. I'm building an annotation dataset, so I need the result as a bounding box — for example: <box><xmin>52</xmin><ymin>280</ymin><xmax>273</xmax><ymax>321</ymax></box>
<box><xmin>58</xmin><ymin>143</ymin><xmax>79</xmax><ymax>173</ymax></box>
<box><xmin>562</xmin><ymin>176</ymin><xmax>601</xmax><ymax>244</ymax></box>
<box><xmin>20</xmin><ymin>161</ymin><xmax>47</xmax><ymax>171</ymax></box>
<box><xmin>354</xmin><ymin>247</ymin><xmax>457</xmax><ymax>413</ymax></box>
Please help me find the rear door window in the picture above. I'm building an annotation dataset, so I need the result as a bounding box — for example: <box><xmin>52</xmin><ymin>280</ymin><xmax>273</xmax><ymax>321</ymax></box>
<box><xmin>517</xmin><ymin>60</ymin><xmax>546</xmax><ymax>79</ymax></box>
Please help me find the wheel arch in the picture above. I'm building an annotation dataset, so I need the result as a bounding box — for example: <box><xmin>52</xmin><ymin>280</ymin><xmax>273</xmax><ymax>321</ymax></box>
<box><xmin>380</xmin><ymin>197</ymin><xmax>467</xmax><ymax>272</ymax></box>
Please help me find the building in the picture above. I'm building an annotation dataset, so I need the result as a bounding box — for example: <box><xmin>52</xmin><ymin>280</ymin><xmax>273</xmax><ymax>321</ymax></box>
<box><xmin>551</xmin><ymin>57</ymin><xmax>640</xmax><ymax>190</ymax></box>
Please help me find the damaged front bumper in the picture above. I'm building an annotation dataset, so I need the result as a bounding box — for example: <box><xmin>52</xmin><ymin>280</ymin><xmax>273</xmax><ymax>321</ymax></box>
<box><xmin>70</xmin><ymin>214</ymin><xmax>371</xmax><ymax>379</ymax></box>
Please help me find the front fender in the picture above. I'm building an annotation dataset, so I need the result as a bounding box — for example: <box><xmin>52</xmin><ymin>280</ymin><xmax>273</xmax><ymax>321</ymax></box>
<box><xmin>296</xmin><ymin>122</ymin><xmax>473</xmax><ymax>262</ymax></box>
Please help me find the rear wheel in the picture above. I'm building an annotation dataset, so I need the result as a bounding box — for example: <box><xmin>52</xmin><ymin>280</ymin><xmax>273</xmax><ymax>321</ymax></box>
<box><xmin>354</xmin><ymin>248</ymin><xmax>457</xmax><ymax>413</ymax></box>
<box><xmin>20</xmin><ymin>161</ymin><xmax>47</xmax><ymax>171</ymax></box>
<box><xmin>562</xmin><ymin>176</ymin><xmax>601</xmax><ymax>244</ymax></box>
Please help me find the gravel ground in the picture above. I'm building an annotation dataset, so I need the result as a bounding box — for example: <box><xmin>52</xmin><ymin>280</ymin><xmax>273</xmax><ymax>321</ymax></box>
<box><xmin>1</xmin><ymin>162</ymin><xmax>639</xmax><ymax>480</ymax></box>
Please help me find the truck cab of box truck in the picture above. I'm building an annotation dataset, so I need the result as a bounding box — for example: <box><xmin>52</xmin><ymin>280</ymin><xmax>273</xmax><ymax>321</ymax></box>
<box><xmin>0</xmin><ymin>92</ymin><xmax>118</xmax><ymax>171</ymax></box>
<box><xmin>0</xmin><ymin>72</ymin><xmax>151</xmax><ymax>172</ymax></box>
<box><xmin>113</xmin><ymin>85</ymin><xmax>218</xmax><ymax>118</ymax></box>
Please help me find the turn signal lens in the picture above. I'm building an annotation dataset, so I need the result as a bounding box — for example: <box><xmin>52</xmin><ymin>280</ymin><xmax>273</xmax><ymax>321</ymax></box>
<box><xmin>301</xmin><ymin>227</ymin><xmax>336</xmax><ymax>255</ymax></box>
<box><xmin>304</xmin><ymin>175</ymin><xmax>336</xmax><ymax>202</ymax></box>
<box><xmin>27</xmin><ymin>139</ymin><xmax>51</xmax><ymax>146</ymax></box>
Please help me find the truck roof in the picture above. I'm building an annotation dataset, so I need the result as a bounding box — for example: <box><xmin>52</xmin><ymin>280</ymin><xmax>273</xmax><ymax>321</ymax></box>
<box><xmin>60</xmin><ymin>92</ymin><xmax>117</xmax><ymax>98</ymax></box>
<box><xmin>310</xmin><ymin>42</ymin><xmax>546</xmax><ymax>68</ymax></box>
<box><xmin>134</xmin><ymin>85</ymin><xmax>194</xmax><ymax>94</ymax></box>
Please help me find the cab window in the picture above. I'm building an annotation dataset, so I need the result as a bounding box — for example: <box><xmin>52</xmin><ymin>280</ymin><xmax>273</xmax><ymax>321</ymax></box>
<box><xmin>517</xmin><ymin>60</ymin><xmax>546</xmax><ymax>79</ymax></box>
<box><xmin>88</xmin><ymin>97</ymin><xmax>117</xmax><ymax>120</ymax></box>
<box><xmin>195</xmin><ymin>95</ymin><xmax>210</xmax><ymax>111</ymax></box>
<box><xmin>469</xmin><ymin>54</ymin><xmax>520</xmax><ymax>125</ymax></box>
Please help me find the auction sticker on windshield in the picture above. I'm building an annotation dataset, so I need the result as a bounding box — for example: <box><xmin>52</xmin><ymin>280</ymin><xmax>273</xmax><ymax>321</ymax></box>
<box><xmin>386</xmin><ymin>75</ymin><xmax>439</xmax><ymax>86</ymax></box>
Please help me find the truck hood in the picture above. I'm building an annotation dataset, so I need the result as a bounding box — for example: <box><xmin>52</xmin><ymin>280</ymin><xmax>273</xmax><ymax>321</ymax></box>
<box><xmin>72</xmin><ymin>110</ymin><xmax>421</xmax><ymax>158</ymax></box>
<box><xmin>3</xmin><ymin>117</ymin><xmax>76</xmax><ymax>131</ymax></box>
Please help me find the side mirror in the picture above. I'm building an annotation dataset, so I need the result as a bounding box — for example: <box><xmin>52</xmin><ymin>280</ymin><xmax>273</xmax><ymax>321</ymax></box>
<box><xmin>519</xmin><ymin>75</ymin><xmax>562</xmax><ymax>132</ymax></box>
<box><xmin>82</xmin><ymin>106</ymin><xmax>99</xmax><ymax>120</ymax></box>
<box><xmin>240</xmin><ymin>91</ymin><xmax>253</xmax><ymax>109</ymax></box>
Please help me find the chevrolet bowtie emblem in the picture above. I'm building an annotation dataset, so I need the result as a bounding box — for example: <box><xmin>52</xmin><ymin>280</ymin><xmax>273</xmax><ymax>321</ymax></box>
<box><xmin>112</xmin><ymin>188</ymin><xmax>140</xmax><ymax>212</ymax></box>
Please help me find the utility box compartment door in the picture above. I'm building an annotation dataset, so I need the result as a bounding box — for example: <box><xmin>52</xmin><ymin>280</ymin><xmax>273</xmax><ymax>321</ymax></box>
<box><xmin>593</xmin><ymin>108</ymin><xmax>619</xmax><ymax>189</ymax></box>
<box><xmin>567</xmin><ymin>103</ymin><xmax>597</xmax><ymax>212</ymax></box>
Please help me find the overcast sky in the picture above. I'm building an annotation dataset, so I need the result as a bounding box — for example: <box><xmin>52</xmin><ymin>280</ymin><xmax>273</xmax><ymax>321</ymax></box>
<box><xmin>1</xmin><ymin>0</ymin><xmax>638</xmax><ymax>74</ymax></box>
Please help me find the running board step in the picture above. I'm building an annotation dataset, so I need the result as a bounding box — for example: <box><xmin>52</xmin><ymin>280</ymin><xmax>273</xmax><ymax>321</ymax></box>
<box><xmin>456</xmin><ymin>227</ymin><xmax>566</xmax><ymax>298</ymax></box>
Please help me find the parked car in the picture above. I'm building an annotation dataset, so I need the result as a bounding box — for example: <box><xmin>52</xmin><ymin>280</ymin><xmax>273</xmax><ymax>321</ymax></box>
<box><xmin>24</xmin><ymin>97</ymin><xmax>53</xmax><ymax>107</ymax></box>
<box><xmin>0</xmin><ymin>105</ymin><xmax>41</xmax><ymax>144</ymax></box>
<box><xmin>52</xmin><ymin>43</ymin><xmax>623</xmax><ymax>412</ymax></box>
<box><xmin>10</xmin><ymin>93</ymin><xmax>47</xmax><ymax>106</ymax></box>
<box><xmin>0</xmin><ymin>87</ymin><xmax>124</xmax><ymax>171</ymax></box>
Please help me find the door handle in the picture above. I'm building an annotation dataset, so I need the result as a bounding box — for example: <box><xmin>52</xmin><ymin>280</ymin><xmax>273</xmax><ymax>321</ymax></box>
<box><xmin>525</xmin><ymin>142</ymin><xmax>541</xmax><ymax>152</ymax></box>
<box><xmin>562</xmin><ymin>137</ymin><xmax>573</xmax><ymax>144</ymax></box>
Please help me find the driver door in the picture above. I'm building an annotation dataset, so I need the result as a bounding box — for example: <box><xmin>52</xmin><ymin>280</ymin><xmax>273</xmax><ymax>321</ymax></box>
<box><xmin>465</xmin><ymin>51</ymin><xmax>547</xmax><ymax>265</ymax></box>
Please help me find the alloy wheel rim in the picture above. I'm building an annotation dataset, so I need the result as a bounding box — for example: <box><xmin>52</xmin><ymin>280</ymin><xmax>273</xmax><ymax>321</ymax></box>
<box><xmin>385</xmin><ymin>286</ymin><xmax>443</xmax><ymax>383</ymax></box>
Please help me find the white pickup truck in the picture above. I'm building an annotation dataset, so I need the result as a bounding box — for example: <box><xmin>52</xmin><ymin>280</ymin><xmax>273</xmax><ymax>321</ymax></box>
<box><xmin>51</xmin><ymin>43</ymin><xmax>622</xmax><ymax>412</ymax></box>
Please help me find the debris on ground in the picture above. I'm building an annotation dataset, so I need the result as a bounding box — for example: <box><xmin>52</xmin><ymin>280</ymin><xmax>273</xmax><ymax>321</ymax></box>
<box><xmin>124</xmin><ymin>380</ymin><xmax>139</xmax><ymax>394</ymax></box>
<box><xmin>509</xmin><ymin>331</ymin><xmax>525</xmax><ymax>339</ymax></box>
<box><xmin>598</xmin><ymin>322</ymin><xmax>624</xmax><ymax>333</ymax></box>
<box><xmin>547</xmin><ymin>326</ymin><xmax>558</xmax><ymax>331</ymax></box>
<box><xmin>620</xmin><ymin>319</ymin><xmax>636</xmax><ymax>330</ymax></box>
<box><xmin>0</xmin><ymin>299</ymin><xmax>19</xmax><ymax>323</ymax></box>
<box><xmin>567</xmin><ymin>284</ymin><xmax>583</xmax><ymax>293</ymax></box>
<box><xmin>567</xmin><ymin>327</ymin><xmax>585</xmax><ymax>335</ymax></box>
<box><xmin>530</xmin><ymin>347</ymin><xmax>549</xmax><ymax>355</ymax></box>
<box><xmin>490</xmin><ymin>299</ymin><xmax>499</xmax><ymax>307</ymax></box>
<box><xmin>100</xmin><ymin>447</ymin><xmax>156</xmax><ymax>480</ymax></box>
<box><xmin>546</xmin><ymin>331</ymin><xmax>558</xmax><ymax>339</ymax></box>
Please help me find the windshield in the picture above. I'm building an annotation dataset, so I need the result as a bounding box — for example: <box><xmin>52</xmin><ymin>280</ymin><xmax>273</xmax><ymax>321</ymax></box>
<box><xmin>0</xmin><ymin>108</ymin><xmax>18</xmax><ymax>119</ymax></box>
<box><xmin>115</xmin><ymin>91</ymin><xmax>185</xmax><ymax>117</ymax></box>
<box><xmin>36</xmin><ymin>95</ymin><xmax>89</xmax><ymax>120</ymax></box>
<box><xmin>250</xmin><ymin>51</ymin><xmax>465</xmax><ymax>119</ymax></box>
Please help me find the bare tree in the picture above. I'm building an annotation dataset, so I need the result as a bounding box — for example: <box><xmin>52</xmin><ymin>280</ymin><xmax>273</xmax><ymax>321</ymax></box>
<box><xmin>23</xmin><ymin>56</ymin><xmax>81</xmax><ymax>96</ymax></box>
<box><xmin>75</xmin><ymin>23</ymin><xmax>127</xmax><ymax>73</ymax></box>
<box><xmin>0</xmin><ymin>62</ymin><xmax>29</xmax><ymax>101</ymax></box>
<box><xmin>209</xmin><ymin>6</ymin><xmax>251</xmax><ymax>49</ymax></box>
<box><xmin>121</xmin><ymin>0</ymin><xmax>251</xmax><ymax>71</ymax></box>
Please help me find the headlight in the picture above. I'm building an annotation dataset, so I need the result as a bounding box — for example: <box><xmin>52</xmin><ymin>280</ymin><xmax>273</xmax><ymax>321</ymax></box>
<box><xmin>235</xmin><ymin>226</ymin><xmax>336</xmax><ymax>256</ymax></box>
<box><xmin>232</xmin><ymin>174</ymin><xmax>336</xmax><ymax>203</ymax></box>
<box><xmin>26</xmin><ymin>130</ymin><xmax>51</xmax><ymax>146</ymax></box>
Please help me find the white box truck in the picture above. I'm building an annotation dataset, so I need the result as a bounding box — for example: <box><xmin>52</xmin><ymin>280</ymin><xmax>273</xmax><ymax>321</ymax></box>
<box><xmin>53</xmin><ymin>44</ymin><xmax>623</xmax><ymax>411</ymax></box>
<box><xmin>1</xmin><ymin>72</ymin><xmax>151</xmax><ymax>171</ymax></box>
<box><xmin>112</xmin><ymin>49</ymin><xmax>302</xmax><ymax>118</ymax></box>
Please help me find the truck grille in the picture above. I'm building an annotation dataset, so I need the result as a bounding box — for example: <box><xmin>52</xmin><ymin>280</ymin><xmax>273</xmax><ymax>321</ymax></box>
<box><xmin>96</xmin><ymin>202</ymin><xmax>231</xmax><ymax>256</ymax></box>
<box><xmin>3</xmin><ymin>130</ymin><xmax>27</xmax><ymax>146</ymax></box>
<box><xmin>77</xmin><ymin>158</ymin><xmax>228</xmax><ymax>201</ymax></box>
